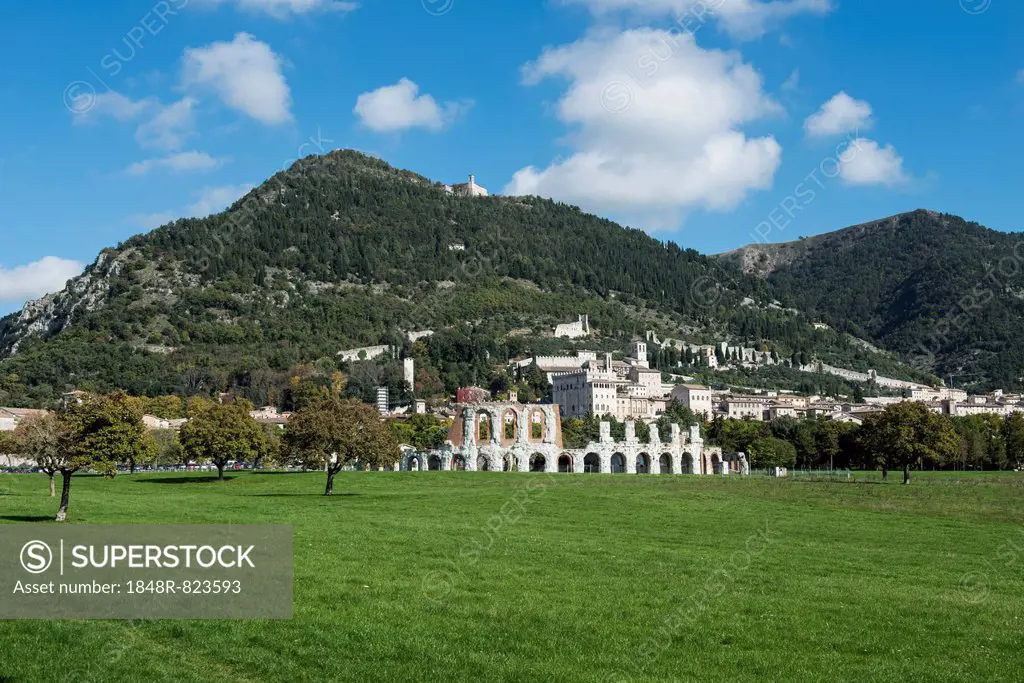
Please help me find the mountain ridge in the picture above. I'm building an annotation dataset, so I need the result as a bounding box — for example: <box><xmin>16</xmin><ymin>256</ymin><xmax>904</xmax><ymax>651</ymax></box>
<box><xmin>717</xmin><ymin>209</ymin><xmax>1024</xmax><ymax>387</ymax></box>
<box><xmin>0</xmin><ymin>150</ymin><xmax>1015</xmax><ymax>405</ymax></box>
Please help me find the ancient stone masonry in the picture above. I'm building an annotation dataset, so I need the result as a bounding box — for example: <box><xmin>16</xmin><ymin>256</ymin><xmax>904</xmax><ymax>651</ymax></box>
<box><xmin>400</xmin><ymin>402</ymin><xmax>725</xmax><ymax>475</ymax></box>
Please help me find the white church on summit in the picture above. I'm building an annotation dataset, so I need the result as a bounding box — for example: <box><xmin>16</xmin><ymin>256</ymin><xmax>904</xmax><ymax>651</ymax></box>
<box><xmin>445</xmin><ymin>174</ymin><xmax>489</xmax><ymax>198</ymax></box>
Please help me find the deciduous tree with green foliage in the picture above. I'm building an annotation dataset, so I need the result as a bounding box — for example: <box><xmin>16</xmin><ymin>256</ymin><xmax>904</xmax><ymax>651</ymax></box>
<box><xmin>747</xmin><ymin>436</ymin><xmax>797</xmax><ymax>469</ymax></box>
<box><xmin>284</xmin><ymin>398</ymin><xmax>399</xmax><ymax>496</ymax></box>
<box><xmin>179</xmin><ymin>401</ymin><xmax>267</xmax><ymax>480</ymax></box>
<box><xmin>388</xmin><ymin>413</ymin><xmax>448</xmax><ymax>452</ymax></box>
<box><xmin>860</xmin><ymin>401</ymin><xmax>960</xmax><ymax>484</ymax></box>
<box><xmin>57</xmin><ymin>392</ymin><xmax>151</xmax><ymax>520</ymax></box>
<box><xmin>150</xmin><ymin>428</ymin><xmax>184</xmax><ymax>467</ymax></box>
<box><xmin>10</xmin><ymin>413</ymin><xmax>67</xmax><ymax>497</ymax></box>
<box><xmin>1003</xmin><ymin>412</ymin><xmax>1024</xmax><ymax>470</ymax></box>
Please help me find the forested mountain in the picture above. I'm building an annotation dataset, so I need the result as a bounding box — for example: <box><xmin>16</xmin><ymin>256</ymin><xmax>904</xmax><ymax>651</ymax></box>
<box><xmin>719</xmin><ymin>210</ymin><xmax>1024</xmax><ymax>389</ymax></box>
<box><xmin>0</xmin><ymin>151</ymin><xmax>771</xmax><ymax>405</ymax></box>
<box><xmin>0</xmin><ymin>152</ymin><xmax>994</xmax><ymax>407</ymax></box>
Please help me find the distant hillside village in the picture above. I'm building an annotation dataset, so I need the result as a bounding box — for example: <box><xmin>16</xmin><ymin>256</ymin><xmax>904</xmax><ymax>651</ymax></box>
<box><xmin>507</xmin><ymin>341</ymin><xmax>1022</xmax><ymax>426</ymax></box>
<box><xmin>4</xmin><ymin>331</ymin><xmax>1019</xmax><ymax>446</ymax></box>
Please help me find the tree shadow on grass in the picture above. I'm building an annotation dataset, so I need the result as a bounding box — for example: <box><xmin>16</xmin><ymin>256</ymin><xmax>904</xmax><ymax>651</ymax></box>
<box><xmin>135</xmin><ymin>476</ymin><xmax>236</xmax><ymax>484</ymax></box>
<box><xmin>0</xmin><ymin>515</ymin><xmax>54</xmax><ymax>522</ymax></box>
<box><xmin>787</xmin><ymin>478</ymin><xmax>889</xmax><ymax>485</ymax></box>
<box><xmin>250</xmin><ymin>471</ymin><xmax>315</xmax><ymax>476</ymax></box>
<box><xmin>249</xmin><ymin>492</ymin><xmax>360</xmax><ymax>498</ymax></box>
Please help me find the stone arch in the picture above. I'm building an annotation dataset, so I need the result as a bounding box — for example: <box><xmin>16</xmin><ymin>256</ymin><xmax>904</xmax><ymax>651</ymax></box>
<box><xmin>528</xmin><ymin>409</ymin><xmax>547</xmax><ymax>443</ymax></box>
<box><xmin>583</xmin><ymin>452</ymin><xmax>600</xmax><ymax>473</ymax></box>
<box><xmin>428</xmin><ymin>455</ymin><xmax>442</xmax><ymax>471</ymax></box>
<box><xmin>503</xmin><ymin>453</ymin><xmax>518</xmax><ymax>472</ymax></box>
<box><xmin>711</xmin><ymin>452</ymin><xmax>723</xmax><ymax>475</ymax></box>
<box><xmin>681</xmin><ymin>452</ymin><xmax>694</xmax><ymax>475</ymax></box>
<box><xmin>558</xmin><ymin>453</ymin><xmax>573</xmax><ymax>473</ymax></box>
<box><xmin>611</xmin><ymin>453</ymin><xmax>626</xmax><ymax>474</ymax></box>
<box><xmin>500</xmin><ymin>409</ymin><xmax>519</xmax><ymax>446</ymax></box>
<box><xmin>659</xmin><ymin>453</ymin><xmax>673</xmax><ymax>474</ymax></box>
<box><xmin>452</xmin><ymin>455</ymin><xmax>467</xmax><ymax>471</ymax></box>
<box><xmin>477</xmin><ymin>455</ymin><xmax>490</xmax><ymax>471</ymax></box>
<box><xmin>636</xmin><ymin>453</ymin><xmax>651</xmax><ymax>474</ymax></box>
<box><xmin>475</xmin><ymin>409</ymin><xmax>494</xmax><ymax>444</ymax></box>
<box><xmin>408</xmin><ymin>454</ymin><xmax>425</xmax><ymax>471</ymax></box>
<box><xmin>529</xmin><ymin>453</ymin><xmax>546</xmax><ymax>472</ymax></box>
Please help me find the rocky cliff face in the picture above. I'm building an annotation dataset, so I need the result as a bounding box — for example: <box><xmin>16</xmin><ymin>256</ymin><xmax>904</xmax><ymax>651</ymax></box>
<box><xmin>1</xmin><ymin>249</ymin><xmax>135</xmax><ymax>354</ymax></box>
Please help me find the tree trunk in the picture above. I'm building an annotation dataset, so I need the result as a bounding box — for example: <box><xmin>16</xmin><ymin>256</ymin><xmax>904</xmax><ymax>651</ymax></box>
<box><xmin>48</xmin><ymin>472</ymin><xmax>55</xmax><ymax>498</ymax></box>
<box><xmin>903</xmin><ymin>464</ymin><xmax>911</xmax><ymax>485</ymax></box>
<box><xmin>324</xmin><ymin>468</ymin><xmax>337</xmax><ymax>496</ymax></box>
<box><xmin>56</xmin><ymin>471</ymin><xmax>72</xmax><ymax>522</ymax></box>
<box><xmin>217</xmin><ymin>462</ymin><xmax>225</xmax><ymax>481</ymax></box>
<box><xmin>881</xmin><ymin>466</ymin><xmax>888</xmax><ymax>481</ymax></box>
<box><xmin>129</xmin><ymin>459</ymin><xmax>136</xmax><ymax>475</ymax></box>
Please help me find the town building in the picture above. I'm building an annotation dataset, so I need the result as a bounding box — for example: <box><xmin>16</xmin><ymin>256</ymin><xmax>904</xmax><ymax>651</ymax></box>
<box><xmin>141</xmin><ymin>414</ymin><xmax>188</xmax><ymax>431</ymax></box>
<box><xmin>724</xmin><ymin>397</ymin><xmax>771</xmax><ymax>421</ymax></box>
<box><xmin>554</xmin><ymin>315</ymin><xmax>591</xmax><ymax>339</ymax></box>
<box><xmin>403</xmin><ymin>358</ymin><xmax>415</xmax><ymax>393</ymax></box>
<box><xmin>337</xmin><ymin>345</ymin><xmax>392</xmax><ymax>362</ymax></box>
<box><xmin>249</xmin><ymin>406</ymin><xmax>292</xmax><ymax>428</ymax></box>
<box><xmin>456</xmin><ymin>386</ymin><xmax>491</xmax><ymax>404</ymax></box>
<box><xmin>514</xmin><ymin>350</ymin><xmax>598</xmax><ymax>383</ymax></box>
<box><xmin>551</xmin><ymin>346</ymin><xmax>671</xmax><ymax>420</ymax></box>
<box><xmin>0</xmin><ymin>407</ymin><xmax>49</xmax><ymax>432</ymax></box>
<box><xmin>670</xmin><ymin>385</ymin><xmax>714</xmax><ymax>419</ymax></box>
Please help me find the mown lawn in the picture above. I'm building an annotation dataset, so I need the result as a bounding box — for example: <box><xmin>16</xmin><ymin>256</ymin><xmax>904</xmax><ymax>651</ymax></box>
<box><xmin>0</xmin><ymin>470</ymin><xmax>1022</xmax><ymax>682</ymax></box>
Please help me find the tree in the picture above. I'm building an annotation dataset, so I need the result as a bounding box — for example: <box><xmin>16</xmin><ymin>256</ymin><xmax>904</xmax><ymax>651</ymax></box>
<box><xmin>860</xmin><ymin>402</ymin><xmax>960</xmax><ymax>484</ymax></box>
<box><xmin>1003</xmin><ymin>413</ymin><xmax>1024</xmax><ymax>470</ymax></box>
<box><xmin>150</xmin><ymin>428</ymin><xmax>184</xmax><ymax>467</ymax></box>
<box><xmin>284</xmin><ymin>398</ymin><xmax>399</xmax><ymax>496</ymax></box>
<box><xmin>748</xmin><ymin>436</ymin><xmax>797</xmax><ymax>469</ymax></box>
<box><xmin>179</xmin><ymin>402</ymin><xmax>267</xmax><ymax>480</ymax></box>
<box><xmin>10</xmin><ymin>413</ymin><xmax>68</xmax><ymax>497</ymax></box>
<box><xmin>57</xmin><ymin>392</ymin><xmax>151</xmax><ymax>521</ymax></box>
<box><xmin>388</xmin><ymin>413</ymin><xmax>448</xmax><ymax>452</ymax></box>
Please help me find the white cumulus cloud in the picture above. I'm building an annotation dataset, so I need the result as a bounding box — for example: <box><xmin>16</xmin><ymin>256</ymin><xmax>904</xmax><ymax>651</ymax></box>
<box><xmin>504</xmin><ymin>27</ymin><xmax>783</xmax><ymax>229</ymax></box>
<box><xmin>354</xmin><ymin>78</ymin><xmax>471</xmax><ymax>133</ymax></box>
<box><xmin>126</xmin><ymin>150</ymin><xmax>226</xmax><ymax>176</ymax></box>
<box><xmin>562</xmin><ymin>0</ymin><xmax>834</xmax><ymax>40</ymax></box>
<box><xmin>134</xmin><ymin>97</ymin><xmax>199</xmax><ymax>151</ymax></box>
<box><xmin>0</xmin><ymin>257</ymin><xmax>85</xmax><ymax>304</ymax></box>
<box><xmin>182</xmin><ymin>33</ymin><xmax>292</xmax><ymax>125</ymax></box>
<box><xmin>804</xmin><ymin>91</ymin><xmax>873</xmax><ymax>138</ymax></box>
<box><xmin>839</xmin><ymin>138</ymin><xmax>908</xmax><ymax>186</ymax></box>
<box><xmin>74</xmin><ymin>91</ymin><xmax>153</xmax><ymax>123</ymax></box>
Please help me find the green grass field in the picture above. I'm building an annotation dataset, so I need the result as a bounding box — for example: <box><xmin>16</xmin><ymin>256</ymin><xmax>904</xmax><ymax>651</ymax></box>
<box><xmin>1</xmin><ymin>470</ymin><xmax>1022</xmax><ymax>682</ymax></box>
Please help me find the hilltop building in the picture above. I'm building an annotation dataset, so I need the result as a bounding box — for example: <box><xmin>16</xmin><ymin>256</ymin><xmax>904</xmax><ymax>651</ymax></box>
<box><xmin>554</xmin><ymin>315</ymin><xmax>591</xmax><ymax>339</ymax></box>
<box><xmin>446</xmin><ymin>174</ymin><xmax>489</xmax><ymax>198</ymax></box>
<box><xmin>514</xmin><ymin>350</ymin><xmax>599</xmax><ymax>383</ymax></box>
<box><xmin>338</xmin><ymin>345</ymin><xmax>392</xmax><ymax>362</ymax></box>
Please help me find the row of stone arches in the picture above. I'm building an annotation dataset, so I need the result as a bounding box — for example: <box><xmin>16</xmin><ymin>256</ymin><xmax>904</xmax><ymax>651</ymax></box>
<box><xmin>405</xmin><ymin>451</ymin><xmax>698</xmax><ymax>474</ymax></box>
<box><xmin>473</xmin><ymin>408</ymin><xmax>549</xmax><ymax>446</ymax></box>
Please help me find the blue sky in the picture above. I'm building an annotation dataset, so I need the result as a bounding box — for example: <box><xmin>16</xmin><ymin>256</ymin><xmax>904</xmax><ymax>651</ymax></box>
<box><xmin>0</xmin><ymin>0</ymin><xmax>1022</xmax><ymax>315</ymax></box>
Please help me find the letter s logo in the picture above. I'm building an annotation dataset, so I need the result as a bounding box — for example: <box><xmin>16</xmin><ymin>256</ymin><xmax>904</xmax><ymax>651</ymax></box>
<box><xmin>20</xmin><ymin>540</ymin><xmax>53</xmax><ymax>574</ymax></box>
